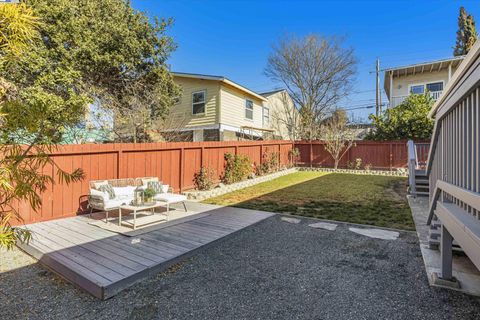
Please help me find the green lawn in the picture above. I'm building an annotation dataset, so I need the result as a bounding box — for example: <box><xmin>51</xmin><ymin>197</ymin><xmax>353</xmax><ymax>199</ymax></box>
<box><xmin>203</xmin><ymin>171</ymin><xmax>414</xmax><ymax>230</ymax></box>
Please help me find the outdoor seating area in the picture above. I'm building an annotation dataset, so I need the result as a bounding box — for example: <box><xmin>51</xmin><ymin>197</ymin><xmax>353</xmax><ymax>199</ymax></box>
<box><xmin>16</xmin><ymin>202</ymin><xmax>275</xmax><ymax>299</ymax></box>
<box><xmin>88</xmin><ymin>177</ymin><xmax>188</xmax><ymax>231</ymax></box>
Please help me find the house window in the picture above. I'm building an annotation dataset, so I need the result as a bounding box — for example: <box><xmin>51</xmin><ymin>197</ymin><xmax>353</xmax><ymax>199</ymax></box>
<box><xmin>192</xmin><ymin>90</ymin><xmax>206</xmax><ymax>115</ymax></box>
<box><xmin>245</xmin><ymin>99</ymin><xmax>253</xmax><ymax>120</ymax></box>
<box><xmin>263</xmin><ymin>107</ymin><xmax>269</xmax><ymax>126</ymax></box>
<box><xmin>426</xmin><ymin>82</ymin><xmax>443</xmax><ymax>92</ymax></box>
<box><xmin>410</xmin><ymin>85</ymin><xmax>424</xmax><ymax>95</ymax></box>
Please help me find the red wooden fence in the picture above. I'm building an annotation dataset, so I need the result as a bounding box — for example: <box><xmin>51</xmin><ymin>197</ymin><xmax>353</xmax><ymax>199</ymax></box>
<box><xmin>12</xmin><ymin>139</ymin><xmax>430</xmax><ymax>225</ymax></box>
<box><xmin>294</xmin><ymin>140</ymin><xmax>430</xmax><ymax>170</ymax></box>
<box><xmin>13</xmin><ymin>140</ymin><xmax>293</xmax><ymax>225</ymax></box>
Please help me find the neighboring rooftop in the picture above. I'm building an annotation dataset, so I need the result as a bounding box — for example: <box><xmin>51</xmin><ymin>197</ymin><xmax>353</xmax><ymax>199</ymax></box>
<box><xmin>383</xmin><ymin>56</ymin><xmax>465</xmax><ymax>98</ymax></box>
<box><xmin>384</xmin><ymin>56</ymin><xmax>465</xmax><ymax>76</ymax></box>
<box><xmin>172</xmin><ymin>72</ymin><xmax>267</xmax><ymax>102</ymax></box>
<box><xmin>260</xmin><ymin>89</ymin><xmax>286</xmax><ymax>97</ymax></box>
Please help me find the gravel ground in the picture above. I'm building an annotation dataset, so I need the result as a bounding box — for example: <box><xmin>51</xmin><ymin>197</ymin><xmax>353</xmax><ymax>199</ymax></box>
<box><xmin>2</xmin><ymin>215</ymin><xmax>480</xmax><ymax>320</ymax></box>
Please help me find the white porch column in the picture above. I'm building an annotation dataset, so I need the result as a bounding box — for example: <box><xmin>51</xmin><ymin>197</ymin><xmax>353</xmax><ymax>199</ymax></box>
<box><xmin>448</xmin><ymin>63</ymin><xmax>452</xmax><ymax>82</ymax></box>
<box><xmin>389</xmin><ymin>71</ymin><xmax>393</xmax><ymax>108</ymax></box>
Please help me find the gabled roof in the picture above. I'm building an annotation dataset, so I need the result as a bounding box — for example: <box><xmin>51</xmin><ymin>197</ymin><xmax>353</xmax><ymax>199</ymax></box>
<box><xmin>172</xmin><ymin>72</ymin><xmax>267</xmax><ymax>102</ymax></box>
<box><xmin>260</xmin><ymin>89</ymin><xmax>286</xmax><ymax>97</ymax></box>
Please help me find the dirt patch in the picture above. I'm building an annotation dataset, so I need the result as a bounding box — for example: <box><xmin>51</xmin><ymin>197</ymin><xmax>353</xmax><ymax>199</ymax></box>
<box><xmin>386</xmin><ymin>179</ymin><xmax>408</xmax><ymax>203</ymax></box>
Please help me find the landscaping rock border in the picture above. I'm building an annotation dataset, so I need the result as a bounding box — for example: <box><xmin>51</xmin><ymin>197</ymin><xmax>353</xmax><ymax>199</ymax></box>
<box><xmin>183</xmin><ymin>167</ymin><xmax>298</xmax><ymax>201</ymax></box>
<box><xmin>297</xmin><ymin>167</ymin><xmax>407</xmax><ymax>177</ymax></box>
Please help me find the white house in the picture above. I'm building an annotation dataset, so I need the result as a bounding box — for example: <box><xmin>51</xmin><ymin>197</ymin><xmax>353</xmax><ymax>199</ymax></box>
<box><xmin>384</xmin><ymin>56</ymin><xmax>464</xmax><ymax>108</ymax></box>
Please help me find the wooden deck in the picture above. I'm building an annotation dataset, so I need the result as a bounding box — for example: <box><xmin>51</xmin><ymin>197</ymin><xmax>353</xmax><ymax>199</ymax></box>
<box><xmin>17</xmin><ymin>204</ymin><xmax>275</xmax><ymax>299</ymax></box>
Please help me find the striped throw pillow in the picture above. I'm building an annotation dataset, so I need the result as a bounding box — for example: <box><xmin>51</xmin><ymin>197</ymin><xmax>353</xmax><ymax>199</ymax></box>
<box><xmin>99</xmin><ymin>184</ymin><xmax>115</xmax><ymax>199</ymax></box>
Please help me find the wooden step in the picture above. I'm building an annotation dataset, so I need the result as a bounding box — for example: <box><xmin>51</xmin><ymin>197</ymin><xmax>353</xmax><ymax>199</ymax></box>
<box><xmin>415</xmin><ymin>191</ymin><xmax>430</xmax><ymax>196</ymax></box>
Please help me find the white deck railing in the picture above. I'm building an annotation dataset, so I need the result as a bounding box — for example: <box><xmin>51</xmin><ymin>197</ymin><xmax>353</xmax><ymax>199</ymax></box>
<box><xmin>407</xmin><ymin>140</ymin><xmax>418</xmax><ymax>196</ymax></box>
<box><xmin>389</xmin><ymin>91</ymin><xmax>443</xmax><ymax>108</ymax></box>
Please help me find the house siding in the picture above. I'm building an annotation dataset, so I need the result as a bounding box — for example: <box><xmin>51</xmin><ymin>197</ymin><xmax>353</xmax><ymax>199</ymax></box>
<box><xmin>220</xmin><ymin>83</ymin><xmax>264</xmax><ymax>129</ymax></box>
<box><xmin>390</xmin><ymin>65</ymin><xmax>460</xmax><ymax>98</ymax></box>
<box><xmin>169</xmin><ymin>77</ymin><xmax>219</xmax><ymax>129</ymax></box>
<box><xmin>263</xmin><ymin>90</ymin><xmax>297</xmax><ymax>140</ymax></box>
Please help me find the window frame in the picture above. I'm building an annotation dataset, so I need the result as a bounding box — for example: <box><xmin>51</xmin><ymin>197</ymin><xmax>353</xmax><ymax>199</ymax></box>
<box><xmin>426</xmin><ymin>81</ymin><xmax>444</xmax><ymax>93</ymax></box>
<box><xmin>245</xmin><ymin>99</ymin><xmax>254</xmax><ymax>120</ymax></box>
<box><xmin>191</xmin><ymin>90</ymin><xmax>206</xmax><ymax>115</ymax></box>
<box><xmin>409</xmin><ymin>84</ymin><xmax>425</xmax><ymax>95</ymax></box>
<box><xmin>262</xmin><ymin>107</ymin><xmax>269</xmax><ymax>126</ymax></box>
<box><xmin>408</xmin><ymin>80</ymin><xmax>445</xmax><ymax>95</ymax></box>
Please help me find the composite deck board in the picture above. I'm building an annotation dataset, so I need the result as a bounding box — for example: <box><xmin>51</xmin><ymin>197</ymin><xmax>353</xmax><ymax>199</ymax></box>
<box><xmin>35</xmin><ymin>222</ymin><xmax>149</xmax><ymax>271</ymax></box>
<box><xmin>46</xmin><ymin>221</ymin><xmax>156</xmax><ymax>267</ymax></box>
<box><xmin>19</xmin><ymin>208</ymin><xmax>275</xmax><ymax>299</ymax></box>
<box><xmin>187</xmin><ymin>220</ymin><xmax>237</xmax><ymax>232</ymax></box>
<box><xmin>54</xmin><ymin>220</ymin><xmax>165</xmax><ymax>264</ymax></box>
<box><xmin>28</xmin><ymin>224</ymin><xmax>131</xmax><ymax>280</ymax></box>
<box><xmin>181</xmin><ymin>221</ymin><xmax>232</xmax><ymax>236</ymax></box>
<box><xmin>158</xmin><ymin>227</ymin><xmax>214</xmax><ymax>244</ymax></box>
<box><xmin>142</xmin><ymin>232</ymin><xmax>200</xmax><ymax>250</ymax></box>
<box><xmin>59</xmin><ymin>219</ymin><xmax>178</xmax><ymax>261</ymax></box>
<box><xmin>24</xmin><ymin>228</ymin><xmax>123</xmax><ymax>283</ymax></box>
<box><xmin>168</xmin><ymin>223</ymin><xmax>228</xmax><ymax>239</ymax></box>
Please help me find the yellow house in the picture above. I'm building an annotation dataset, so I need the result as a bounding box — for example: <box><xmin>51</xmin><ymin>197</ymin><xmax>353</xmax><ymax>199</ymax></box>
<box><xmin>166</xmin><ymin>72</ymin><xmax>297</xmax><ymax>141</ymax></box>
<box><xmin>384</xmin><ymin>56</ymin><xmax>464</xmax><ymax>109</ymax></box>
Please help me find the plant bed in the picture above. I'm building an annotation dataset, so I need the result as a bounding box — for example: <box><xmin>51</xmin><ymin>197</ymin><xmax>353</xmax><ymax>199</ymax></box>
<box><xmin>184</xmin><ymin>168</ymin><xmax>297</xmax><ymax>201</ymax></box>
<box><xmin>297</xmin><ymin>166</ymin><xmax>407</xmax><ymax>177</ymax></box>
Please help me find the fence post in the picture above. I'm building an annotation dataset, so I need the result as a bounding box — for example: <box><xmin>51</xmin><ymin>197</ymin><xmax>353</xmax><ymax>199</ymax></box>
<box><xmin>309</xmin><ymin>142</ymin><xmax>313</xmax><ymax>168</ymax></box>
<box><xmin>389</xmin><ymin>143</ymin><xmax>393</xmax><ymax>171</ymax></box>
<box><xmin>291</xmin><ymin>141</ymin><xmax>295</xmax><ymax>166</ymax></box>
<box><xmin>179</xmin><ymin>147</ymin><xmax>184</xmax><ymax>193</ymax></box>
<box><xmin>260</xmin><ymin>144</ymin><xmax>264</xmax><ymax>163</ymax></box>
<box><xmin>117</xmin><ymin>145</ymin><xmax>123</xmax><ymax>179</ymax></box>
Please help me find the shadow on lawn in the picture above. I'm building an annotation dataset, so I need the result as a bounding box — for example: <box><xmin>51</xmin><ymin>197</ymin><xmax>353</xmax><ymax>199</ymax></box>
<box><xmin>222</xmin><ymin>173</ymin><xmax>414</xmax><ymax>230</ymax></box>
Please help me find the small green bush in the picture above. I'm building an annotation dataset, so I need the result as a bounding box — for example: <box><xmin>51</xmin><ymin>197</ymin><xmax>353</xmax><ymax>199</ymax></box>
<box><xmin>194</xmin><ymin>166</ymin><xmax>216</xmax><ymax>190</ymax></box>
<box><xmin>347</xmin><ymin>158</ymin><xmax>362</xmax><ymax>170</ymax></box>
<box><xmin>223</xmin><ymin>153</ymin><xmax>252</xmax><ymax>184</ymax></box>
<box><xmin>256</xmin><ymin>152</ymin><xmax>280</xmax><ymax>176</ymax></box>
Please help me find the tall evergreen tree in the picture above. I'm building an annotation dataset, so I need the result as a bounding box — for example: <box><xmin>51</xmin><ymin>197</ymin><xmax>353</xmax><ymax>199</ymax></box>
<box><xmin>454</xmin><ymin>7</ymin><xmax>477</xmax><ymax>56</ymax></box>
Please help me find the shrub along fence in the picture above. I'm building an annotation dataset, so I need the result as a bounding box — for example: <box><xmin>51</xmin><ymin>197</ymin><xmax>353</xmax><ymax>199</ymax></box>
<box><xmin>294</xmin><ymin>140</ymin><xmax>430</xmax><ymax>170</ymax></box>
<box><xmin>12</xmin><ymin>139</ymin><xmax>429</xmax><ymax>225</ymax></box>
<box><xmin>13</xmin><ymin>140</ymin><xmax>293</xmax><ymax>225</ymax></box>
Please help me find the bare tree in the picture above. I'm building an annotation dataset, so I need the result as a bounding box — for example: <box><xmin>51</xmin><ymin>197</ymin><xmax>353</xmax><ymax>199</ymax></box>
<box><xmin>322</xmin><ymin>110</ymin><xmax>356</xmax><ymax>169</ymax></box>
<box><xmin>265</xmin><ymin>34</ymin><xmax>356</xmax><ymax>140</ymax></box>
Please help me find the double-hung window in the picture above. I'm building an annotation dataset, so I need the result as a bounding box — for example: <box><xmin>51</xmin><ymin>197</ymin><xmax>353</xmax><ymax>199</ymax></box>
<box><xmin>410</xmin><ymin>85</ymin><xmax>424</xmax><ymax>95</ymax></box>
<box><xmin>426</xmin><ymin>82</ymin><xmax>443</xmax><ymax>92</ymax></box>
<box><xmin>192</xmin><ymin>90</ymin><xmax>206</xmax><ymax>115</ymax></box>
<box><xmin>410</xmin><ymin>82</ymin><xmax>444</xmax><ymax>95</ymax></box>
<box><xmin>245</xmin><ymin>99</ymin><xmax>253</xmax><ymax>120</ymax></box>
<box><xmin>263</xmin><ymin>107</ymin><xmax>269</xmax><ymax>126</ymax></box>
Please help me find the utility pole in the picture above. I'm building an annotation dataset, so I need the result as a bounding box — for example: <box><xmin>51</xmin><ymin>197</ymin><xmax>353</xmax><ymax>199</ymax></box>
<box><xmin>375</xmin><ymin>58</ymin><xmax>381</xmax><ymax>116</ymax></box>
<box><xmin>369</xmin><ymin>59</ymin><xmax>386</xmax><ymax>116</ymax></box>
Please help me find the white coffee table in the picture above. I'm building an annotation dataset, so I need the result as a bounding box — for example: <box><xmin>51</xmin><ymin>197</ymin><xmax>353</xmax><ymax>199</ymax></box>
<box><xmin>118</xmin><ymin>202</ymin><xmax>165</xmax><ymax>230</ymax></box>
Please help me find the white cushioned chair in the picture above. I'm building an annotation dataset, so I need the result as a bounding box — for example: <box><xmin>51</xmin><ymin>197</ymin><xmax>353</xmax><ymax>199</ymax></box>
<box><xmin>88</xmin><ymin>177</ymin><xmax>187</xmax><ymax>221</ymax></box>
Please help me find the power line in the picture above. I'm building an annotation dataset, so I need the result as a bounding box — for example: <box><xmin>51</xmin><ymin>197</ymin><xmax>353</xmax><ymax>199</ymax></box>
<box><xmin>339</xmin><ymin>103</ymin><xmax>386</xmax><ymax>111</ymax></box>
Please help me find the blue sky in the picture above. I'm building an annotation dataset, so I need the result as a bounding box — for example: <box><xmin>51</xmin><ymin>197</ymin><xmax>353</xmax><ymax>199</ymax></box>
<box><xmin>132</xmin><ymin>0</ymin><xmax>480</xmax><ymax>122</ymax></box>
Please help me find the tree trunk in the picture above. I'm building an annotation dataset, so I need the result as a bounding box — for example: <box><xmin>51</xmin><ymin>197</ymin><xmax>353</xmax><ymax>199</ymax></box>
<box><xmin>334</xmin><ymin>159</ymin><xmax>339</xmax><ymax>169</ymax></box>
